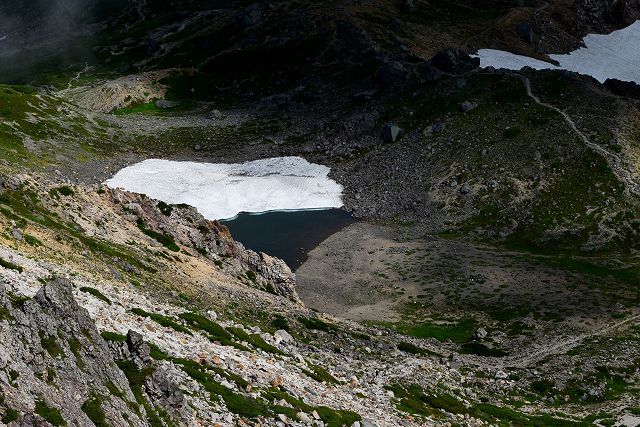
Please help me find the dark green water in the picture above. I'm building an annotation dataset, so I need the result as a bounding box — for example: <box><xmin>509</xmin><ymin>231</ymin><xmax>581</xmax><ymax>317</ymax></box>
<box><xmin>221</xmin><ymin>209</ymin><xmax>356</xmax><ymax>270</ymax></box>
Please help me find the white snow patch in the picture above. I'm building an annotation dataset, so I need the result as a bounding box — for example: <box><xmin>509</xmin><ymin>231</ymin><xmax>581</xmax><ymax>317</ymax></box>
<box><xmin>105</xmin><ymin>157</ymin><xmax>344</xmax><ymax>220</ymax></box>
<box><xmin>475</xmin><ymin>20</ymin><xmax>640</xmax><ymax>83</ymax></box>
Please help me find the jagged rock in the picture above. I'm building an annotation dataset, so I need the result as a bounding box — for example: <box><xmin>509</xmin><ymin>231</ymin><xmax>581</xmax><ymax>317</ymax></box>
<box><xmin>382</xmin><ymin>125</ymin><xmax>401</xmax><ymax>142</ymax></box>
<box><xmin>431</xmin><ymin>48</ymin><xmax>480</xmax><ymax>74</ymax></box>
<box><xmin>242</xmin><ymin>251</ymin><xmax>300</xmax><ymax>303</ymax></box>
<box><xmin>127</xmin><ymin>330</ymin><xmax>152</xmax><ymax>365</ymax></box>
<box><xmin>460</xmin><ymin>183</ymin><xmax>471</xmax><ymax>194</ymax></box>
<box><xmin>0</xmin><ymin>279</ymin><xmax>145</xmax><ymax>426</ymax></box>
<box><xmin>147</xmin><ymin>365</ymin><xmax>190</xmax><ymax>415</ymax></box>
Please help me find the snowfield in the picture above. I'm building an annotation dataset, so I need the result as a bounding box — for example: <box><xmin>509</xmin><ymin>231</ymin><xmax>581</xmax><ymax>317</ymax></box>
<box><xmin>475</xmin><ymin>20</ymin><xmax>640</xmax><ymax>83</ymax></box>
<box><xmin>105</xmin><ymin>157</ymin><xmax>344</xmax><ymax>220</ymax></box>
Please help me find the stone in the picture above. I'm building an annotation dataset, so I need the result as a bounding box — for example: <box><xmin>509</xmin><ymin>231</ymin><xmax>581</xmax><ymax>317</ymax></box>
<box><xmin>474</xmin><ymin>327</ymin><xmax>488</xmax><ymax>340</ymax></box>
<box><xmin>455</xmin><ymin>78</ymin><xmax>467</xmax><ymax>88</ymax></box>
<box><xmin>12</xmin><ymin>228</ymin><xmax>23</xmax><ymax>241</ymax></box>
<box><xmin>382</xmin><ymin>125</ymin><xmax>401</xmax><ymax>142</ymax></box>
<box><xmin>495</xmin><ymin>370</ymin><xmax>509</xmax><ymax>379</ymax></box>
<box><xmin>449</xmin><ymin>353</ymin><xmax>462</xmax><ymax>370</ymax></box>
<box><xmin>361</xmin><ymin>419</ymin><xmax>380</xmax><ymax>427</ymax></box>
<box><xmin>431</xmin><ymin>48</ymin><xmax>480</xmax><ymax>74</ymax></box>
<box><xmin>297</xmin><ymin>412</ymin><xmax>312</xmax><ymax>423</ymax></box>
<box><xmin>207</xmin><ymin>310</ymin><xmax>218</xmax><ymax>321</ymax></box>
<box><xmin>207</xmin><ymin>109</ymin><xmax>224</xmax><ymax>120</ymax></box>
<box><xmin>274</xmin><ymin>329</ymin><xmax>294</xmax><ymax>343</ymax></box>
<box><xmin>460</xmin><ymin>183</ymin><xmax>470</xmax><ymax>194</ymax></box>
<box><xmin>155</xmin><ymin>100</ymin><xmax>179</xmax><ymax>109</ymax></box>
<box><xmin>432</xmin><ymin>122</ymin><xmax>446</xmax><ymax>133</ymax></box>
<box><xmin>461</xmin><ymin>101</ymin><xmax>478</xmax><ymax>112</ymax></box>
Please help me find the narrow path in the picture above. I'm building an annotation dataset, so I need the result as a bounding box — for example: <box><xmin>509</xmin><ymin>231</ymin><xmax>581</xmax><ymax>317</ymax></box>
<box><xmin>519</xmin><ymin>74</ymin><xmax>640</xmax><ymax>196</ymax></box>
<box><xmin>501</xmin><ymin>311</ymin><xmax>640</xmax><ymax>368</ymax></box>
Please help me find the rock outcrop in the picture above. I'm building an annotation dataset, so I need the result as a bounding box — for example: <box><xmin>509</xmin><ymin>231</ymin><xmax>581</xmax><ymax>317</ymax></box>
<box><xmin>0</xmin><ymin>278</ymin><xmax>145</xmax><ymax>426</ymax></box>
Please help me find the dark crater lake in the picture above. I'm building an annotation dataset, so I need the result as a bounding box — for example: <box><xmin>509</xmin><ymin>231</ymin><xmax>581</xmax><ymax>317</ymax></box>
<box><xmin>221</xmin><ymin>209</ymin><xmax>356</xmax><ymax>270</ymax></box>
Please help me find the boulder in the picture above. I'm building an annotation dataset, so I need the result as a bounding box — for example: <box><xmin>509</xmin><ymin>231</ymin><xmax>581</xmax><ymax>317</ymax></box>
<box><xmin>431</xmin><ymin>48</ymin><xmax>480</xmax><ymax>74</ymax></box>
<box><xmin>416</xmin><ymin>61</ymin><xmax>444</xmax><ymax>81</ymax></box>
<box><xmin>382</xmin><ymin>125</ymin><xmax>401</xmax><ymax>142</ymax></box>
<box><xmin>12</xmin><ymin>228</ymin><xmax>23</xmax><ymax>241</ymax></box>
<box><xmin>461</xmin><ymin>101</ymin><xmax>478</xmax><ymax>112</ymax></box>
<box><xmin>474</xmin><ymin>327</ymin><xmax>488</xmax><ymax>340</ymax></box>
<box><xmin>275</xmin><ymin>329</ymin><xmax>294</xmax><ymax>343</ymax></box>
<box><xmin>604</xmin><ymin>78</ymin><xmax>640</xmax><ymax>98</ymax></box>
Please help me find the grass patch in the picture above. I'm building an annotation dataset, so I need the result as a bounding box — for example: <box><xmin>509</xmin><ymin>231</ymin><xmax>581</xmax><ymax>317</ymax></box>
<box><xmin>303</xmin><ymin>363</ymin><xmax>339</xmax><ymax>384</ymax></box>
<box><xmin>34</xmin><ymin>400</ymin><xmax>66</xmax><ymax>426</ymax></box>
<box><xmin>178</xmin><ymin>312</ymin><xmax>232</xmax><ymax>343</ymax></box>
<box><xmin>136</xmin><ymin>218</ymin><xmax>180</xmax><ymax>252</ymax></box>
<box><xmin>298</xmin><ymin>317</ymin><xmax>337</xmax><ymax>333</ymax></box>
<box><xmin>81</xmin><ymin>395</ymin><xmax>108</xmax><ymax>427</ymax></box>
<box><xmin>2</xmin><ymin>408</ymin><xmax>18</xmax><ymax>424</ymax></box>
<box><xmin>79</xmin><ymin>287</ymin><xmax>111</xmax><ymax>305</ymax></box>
<box><xmin>24</xmin><ymin>234</ymin><xmax>42</xmax><ymax>246</ymax></box>
<box><xmin>156</xmin><ymin>201</ymin><xmax>173</xmax><ymax>216</ymax></box>
<box><xmin>40</xmin><ymin>332</ymin><xmax>63</xmax><ymax>358</ymax></box>
<box><xmin>174</xmin><ymin>358</ymin><xmax>270</xmax><ymax>418</ymax></box>
<box><xmin>397</xmin><ymin>319</ymin><xmax>476</xmax><ymax>343</ymax></box>
<box><xmin>271</xmin><ymin>314</ymin><xmax>290</xmax><ymax>331</ymax></box>
<box><xmin>397</xmin><ymin>341</ymin><xmax>438</xmax><ymax>356</ymax></box>
<box><xmin>228</xmin><ymin>327</ymin><xmax>284</xmax><ymax>355</ymax></box>
<box><xmin>48</xmin><ymin>186</ymin><xmax>74</xmax><ymax>198</ymax></box>
<box><xmin>460</xmin><ymin>342</ymin><xmax>508</xmax><ymax>357</ymax></box>
<box><xmin>386</xmin><ymin>383</ymin><xmax>467</xmax><ymax>417</ymax></box>
<box><xmin>100</xmin><ymin>331</ymin><xmax>127</xmax><ymax>342</ymax></box>
<box><xmin>130</xmin><ymin>308</ymin><xmax>192</xmax><ymax>335</ymax></box>
<box><xmin>0</xmin><ymin>257</ymin><xmax>23</xmax><ymax>273</ymax></box>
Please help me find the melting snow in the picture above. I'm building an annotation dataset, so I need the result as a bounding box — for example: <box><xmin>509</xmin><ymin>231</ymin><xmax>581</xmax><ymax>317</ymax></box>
<box><xmin>475</xmin><ymin>20</ymin><xmax>640</xmax><ymax>83</ymax></box>
<box><xmin>105</xmin><ymin>157</ymin><xmax>344</xmax><ymax>220</ymax></box>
